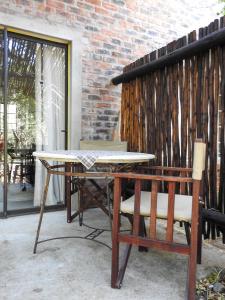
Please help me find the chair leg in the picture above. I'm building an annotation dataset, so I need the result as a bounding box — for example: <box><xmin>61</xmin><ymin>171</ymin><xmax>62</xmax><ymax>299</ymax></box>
<box><xmin>106</xmin><ymin>178</ymin><xmax>112</xmax><ymax>232</ymax></box>
<box><xmin>187</xmin><ymin>181</ymin><xmax>200</xmax><ymax>300</ymax></box>
<box><xmin>187</xmin><ymin>227</ymin><xmax>198</xmax><ymax>300</ymax></box>
<box><xmin>79</xmin><ymin>211</ymin><xmax>84</xmax><ymax>226</ymax></box>
<box><xmin>197</xmin><ymin>205</ymin><xmax>203</xmax><ymax>264</ymax></box>
<box><xmin>139</xmin><ymin>216</ymin><xmax>148</xmax><ymax>252</ymax></box>
<box><xmin>112</xmin><ymin>216</ymin><xmax>145</xmax><ymax>287</ymax></box>
<box><xmin>65</xmin><ymin>163</ymin><xmax>72</xmax><ymax>223</ymax></box>
<box><xmin>185</xmin><ymin>219</ymin><xmax>202</xmax><ymax>264</ymax></box>
<box><xmin>77</xmin><ymin>188</ymin><xmax>84</xmax><ymax>226</ymax></box>
<box><xmin>112</xmin><ymin>177</ymin><xmax>124</xmax><ymax>289</ymax></box>
<box><xmin>116</xmin><ymin>244</ymin><xmax>132</xmax><ymax>288</ymax></box>
<box><xmin>187</xmin><ymin>250</ymin><xmax>197</xmax><ymax>300</ymax></box>
<box><xmin>184</xmin><ymin>225</ymin><xmax>197</xmax><ymax>299</ymax></box>
<box><xmin>111</xmin><ymin>237</ymin><xmax>132</xmax><ymax>289</ymax></box>
<box><xmin>111</xmin><ymin>234</ymin><xmax>119</xmax><ymax>288</ymax></box>
<box><xmin>123</xmin><ymin>213</ymin><xmax>133</xmax><ymax>225</ymax></box>
<box><xmin>184</xmin><ymin>222</ymin><xmax>191</xmax><ymax>245</ymax></box>
<box><xmin>111</xmin><ymin>219</ymin><xmax>120</xmax><ymax>288</ymax></box>
<box><xmin>13</xmin><ymin>165</ymin><xmax>19</xmax><ymax>183</ymax></box>
<box><xmin>111</xmin><ymin>214</ymin><xmax>133</xmax><ymax>288</ymax></box>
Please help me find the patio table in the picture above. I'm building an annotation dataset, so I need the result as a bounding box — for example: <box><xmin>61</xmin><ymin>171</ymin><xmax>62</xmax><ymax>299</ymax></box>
<box><xmin>32</xmin><ymin>150</ymin><xmax>155</xmax><ymax>253</ymax></box>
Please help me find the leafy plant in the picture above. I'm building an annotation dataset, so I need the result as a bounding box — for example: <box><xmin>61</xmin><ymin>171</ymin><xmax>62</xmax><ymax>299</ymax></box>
<box><xmin>196</xmin><ymin>267</ymin><xmax>225</xmax><ymax>299</ymax></box>
<box><xmin>218</xmin><ymin>0</ymin><xmax>225</xmax><ymax>15</ymax></box>
<box><xmin>8</xmin><ymin>89</ymin><xmax>35</xmax><ymax>149</ymax></box>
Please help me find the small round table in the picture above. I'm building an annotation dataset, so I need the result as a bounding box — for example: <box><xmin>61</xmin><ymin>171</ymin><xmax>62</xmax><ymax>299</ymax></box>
<box><xmin>33</xmin><ymin>150</ymin><xmax>155</xmax><ymax>253</ymax></box>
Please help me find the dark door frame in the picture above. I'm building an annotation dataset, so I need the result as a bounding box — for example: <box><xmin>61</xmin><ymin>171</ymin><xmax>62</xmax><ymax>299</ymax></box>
<box><xmin>0</xmin><ymin>28</ymin><xmax>68</xmax><ymax>218</ymax></box>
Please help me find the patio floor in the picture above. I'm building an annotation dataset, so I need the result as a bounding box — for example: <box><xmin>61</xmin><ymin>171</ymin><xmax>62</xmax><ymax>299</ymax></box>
<box><xmin>0</xmin><ymin>209</ymin><xmax>225</xmax><ymax>300</ymax></box>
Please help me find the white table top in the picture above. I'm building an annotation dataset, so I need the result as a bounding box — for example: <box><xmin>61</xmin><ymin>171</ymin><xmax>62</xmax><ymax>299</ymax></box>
<box><xmin>33</xmin><ymin>150</ymin><xmax>155</xmax><ymax>169</ymax></box>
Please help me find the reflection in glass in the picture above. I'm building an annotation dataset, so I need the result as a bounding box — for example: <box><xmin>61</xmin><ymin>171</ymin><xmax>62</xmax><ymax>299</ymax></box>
<box><xmin>4</xmin><ymin>36</ymin><xmax>66</xmax><ymax>211</ymax></box>
<box><xmin>6</xmin><ymin>37</ymin><xmax>36</xmax><ymax>210</ymax></box>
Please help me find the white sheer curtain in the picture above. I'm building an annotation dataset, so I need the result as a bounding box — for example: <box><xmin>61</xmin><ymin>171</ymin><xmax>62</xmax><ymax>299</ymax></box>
<box><xmin>34</xmin><ymin>45</ymin><xmax>65</xmax><ymax>206</ymax></box>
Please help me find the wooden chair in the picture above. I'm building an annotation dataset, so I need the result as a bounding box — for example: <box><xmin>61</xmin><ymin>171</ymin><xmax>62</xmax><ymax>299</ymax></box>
<box><xmin>111</xmin><ymin>141</ymin><xmax>206</xmax><ymax>300</ymax></box>
<box><xmin>75</xmin><ymin>140</ymin><xmax>127</xmax><ymax>225</ymax></box>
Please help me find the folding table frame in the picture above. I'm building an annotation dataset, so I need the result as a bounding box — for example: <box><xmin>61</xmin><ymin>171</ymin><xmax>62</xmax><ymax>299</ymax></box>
<box><xmin>33</xmin><ymin>159</ymin><xmax>147</xmax><ymax>253</ymax></box>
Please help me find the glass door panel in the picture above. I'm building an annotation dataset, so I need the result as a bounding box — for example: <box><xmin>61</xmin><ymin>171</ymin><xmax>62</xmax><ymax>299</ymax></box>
<box><xmin>6</xmin><ymin>34</ymin><xmax>66</xmax><ymax>211</ymax></box>
<box><xmin>7</xmin><ymin>36</ymin><xmax>36</xmax><ymax>210</ymax></box>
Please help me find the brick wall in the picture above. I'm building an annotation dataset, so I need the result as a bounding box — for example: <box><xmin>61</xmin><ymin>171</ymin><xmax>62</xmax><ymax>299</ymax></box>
<box><xmin>0</xmin><ymin>0</ymin><xmax>220</xmax><ymax>140</ymax></box>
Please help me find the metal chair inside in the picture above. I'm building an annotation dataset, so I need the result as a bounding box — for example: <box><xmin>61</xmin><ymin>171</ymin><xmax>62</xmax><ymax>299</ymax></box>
<box><xmin>76</xmin><ymin>140</ymin><xmax>127</xmax><ymax>226</ymax></box>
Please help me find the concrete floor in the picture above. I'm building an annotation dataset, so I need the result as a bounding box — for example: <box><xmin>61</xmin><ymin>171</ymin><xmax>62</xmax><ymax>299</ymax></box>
<box><xmin>0</xmin><ymin>183</ymin><xmax>34</xmax><ymax>211</ymax></box>
<box><xmin>0</xmin><ymin>209</ymin><xmax>225</xmax><ymax>300</ymax></box>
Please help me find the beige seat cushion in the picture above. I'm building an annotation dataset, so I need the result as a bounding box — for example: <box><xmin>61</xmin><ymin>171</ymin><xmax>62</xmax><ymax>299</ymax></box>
<box><xmin>120</xmin><ymin>191</ymin><xmax>193</xmax><ymax>222</ymax></box>
<box><xmin>80</xmin><ymin>140</ymin><xmax>127</xmax><ymax>151</ymax></box>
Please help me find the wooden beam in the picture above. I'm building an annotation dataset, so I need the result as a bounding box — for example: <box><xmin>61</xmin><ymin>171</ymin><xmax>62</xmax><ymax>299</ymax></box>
<box><xmin>118</xmin><ymin>234</ymin><xmax>190</xmax><ymax>255</ymax></box>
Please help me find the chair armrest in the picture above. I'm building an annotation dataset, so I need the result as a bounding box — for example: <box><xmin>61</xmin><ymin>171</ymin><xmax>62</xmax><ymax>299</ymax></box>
<box><xmin>112</xmin><ymin>172</ymin><xmax>193</xmax><ymax>183</ymax></box>
<box><xmin>137</xmin><ymin>166</ymin><xmax>192</xmax><ymax>173</ymax></box>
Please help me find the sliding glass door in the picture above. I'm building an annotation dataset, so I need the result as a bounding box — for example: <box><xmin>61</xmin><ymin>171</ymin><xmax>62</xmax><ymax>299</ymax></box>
<box><xmin>0</xmin><ymin>30</ymin><xmax>67</xmax><ymax>216</ymax></box>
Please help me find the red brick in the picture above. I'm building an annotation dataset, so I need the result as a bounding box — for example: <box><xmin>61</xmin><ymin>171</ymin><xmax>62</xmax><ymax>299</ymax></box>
<box><xmin>126</xmin><ymin>1</ymin><xmax>137</xmax><ymax>10</ymax></box>
<box><xmin>95</xmin><ymin>103</ymin><xmax>111</xmax><ymax>108</ymax></box>
<box><xmin>46</xmin><ymin>0</ymin><xmax>64</xmax><ymax>10</ymax></box>
<box><xmin>102</xmin><ymin>2</ymin><xmax>117</xmax><ymax>11</ymax></box>
<box><xmin>0</xmin><ymin>0</ymin><xmax>216</xmax><ymax>141</ymax></box>
<box><xmin>102</xmin><ymin>96</ymin><xmax>116</xmax><ymax>101</ymax></box>
<box><xmin>95</xmin><ymin>7</ymin><xmax>109</xmax><ymax>15</ymax></box>
<box><xmin>85</xmin><ymin>0</ymin><xmax>101</xmax><ymax>6</ymax></box>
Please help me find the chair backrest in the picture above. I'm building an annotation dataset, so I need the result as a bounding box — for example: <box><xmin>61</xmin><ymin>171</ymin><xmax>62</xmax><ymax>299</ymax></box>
<box><xmin>192</xmin><ymin>140</ymin><xmax>206</xmax><ymax>180</ymax></box>
<box><xmin>80</xmin><ymin>140</ymin><xmax>127</xmax><ymax>151</ymax></box>
<box><xmin>143</xmin><ymin>140</ymin><xmax>206</xmax><ymax>194</ymax></box>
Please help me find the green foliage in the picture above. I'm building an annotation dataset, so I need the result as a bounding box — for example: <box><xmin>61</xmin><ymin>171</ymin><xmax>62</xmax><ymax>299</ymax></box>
<box><xmin>196</xmin><ymin>267</ymin><xmax>225</xmax><ymax>299</ymax></box>
<box><xmin>218</xmin><ymin>0</ymin><xmax>225</xmax><ymax>15</ymax></box>
<box><xmin>8</xmin><ymin>90</ymin><xmax>35</xmax><ymax>148</ymax></box>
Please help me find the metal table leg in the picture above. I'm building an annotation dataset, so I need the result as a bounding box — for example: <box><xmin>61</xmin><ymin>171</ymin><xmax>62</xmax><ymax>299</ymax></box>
<box><xmin>65</xmin><ymin>163</ymin><xmax>72</xmax><ymax>223</ymax></box>
<box><xmin>33</xmin><ymin>172</ymin><xmax>51</xmax><ymax>254</ymax></box>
